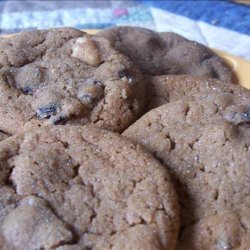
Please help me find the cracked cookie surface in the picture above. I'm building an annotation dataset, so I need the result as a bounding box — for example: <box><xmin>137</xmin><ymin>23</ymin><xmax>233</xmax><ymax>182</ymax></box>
<box><xmin>123</xmin><ymin>92</ymin><xmax>250</xmax><ymax>250</ymax></box>
<box><xmin>146</xmin><ymin>75</ymin><xmax>250</xmax><ymax>111</ymax></box>
<box><xmin>0</xmin><ymin>131</ymin><xmax>9</xmax><ymax>142</ymax></box>
<box><xmin>97</xmin><ymin>26</ymin><xmax>231</xmax><ymax>81</ymax></box>
<box><xmin>0</xmin><ymin>125</ymin><xmax>179</xmax><ymax>250</ymax></box>
<box><xmin>0</xmin><ymin>28</ymin><xmax>145</xmax><ymax>134</ymax></box>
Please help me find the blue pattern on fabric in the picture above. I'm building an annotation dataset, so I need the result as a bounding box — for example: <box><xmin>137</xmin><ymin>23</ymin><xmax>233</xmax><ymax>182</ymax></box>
<box><xmin>136</xmin><ymin>0</ymin><xmax>250</xmax><ymax>35</ymax></box>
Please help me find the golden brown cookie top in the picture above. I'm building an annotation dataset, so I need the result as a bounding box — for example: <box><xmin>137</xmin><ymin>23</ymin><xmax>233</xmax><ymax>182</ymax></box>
<box><xmin>97</xmin><ymin>26</ymin><xmax>231</xmax><ymax>81</ymax></box>
<box><xmin>146</xmin><ymin>75</ymin><xmax>250</xmax><ymax>111</ymax></box>
<box><xmin>123</xmin><ymin>92</ymin><xmax>250</xmax><ymax>250</ymax></box>
<box><xmin>0</xmin><ymin>28</ymin><xmax>145</xmax><ymax>134</ymax></box>
<box><xmin>0</xmin><ymin>131</ymin><xmax>9</xmax><ymax>142</ymax></box>
<box><xmin>0</xmin><ymin>125</ymin><xmax>179</xmax><ymax>250</ymax></box>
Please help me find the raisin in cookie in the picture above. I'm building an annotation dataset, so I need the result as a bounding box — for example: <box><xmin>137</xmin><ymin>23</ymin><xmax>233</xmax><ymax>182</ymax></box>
<box><xmin>0</xmin><ymin>28</ymin><xmax>145</xmax><ymax>134</ymax></box>
<box><xmin>0</xmin><ymin>125</ymin><xmax>179</xmax><ymax>250</ymax></box>
<box><xmin>146</xmin><ymin>75</ymin><xmax>250</xmax><ymax>111</ymax></box>
<box><xmin>123</xmin><ymin>93</ymin><xmax>250</xmax><ymax>250</ymax></box>
<box><xmin>97</xmin><ymin>26</ymin><xmax>231</xmax><ymax>81</ymax></box>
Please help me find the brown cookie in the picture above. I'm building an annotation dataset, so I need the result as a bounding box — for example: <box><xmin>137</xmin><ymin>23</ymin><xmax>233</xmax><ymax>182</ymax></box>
<box><xmin>146</xmin><ymin>75</ymin><xmax>250</xmax><ymax>111</ymax></box>
<box><xmin>97</xmin><ymin>26</ymin><xmax>231</xmax><ymax>81</ymax></box>
<box><xmin>0</xmin><ymin>125</ymin><xmax>179</xmax><ymax>250</ymax></box>
<box><xmin>0</xmin><ymin>131</ymin><xmax>9</xmax><ymax>141</ymax></box>
<box><xmin>0</xmin><ymin>28</ymin><xmax>145</xmax><ymax>134</ymax></box>
<box><xmin>123</xmin><ymin>92</ymin><xmax>250</xmax><ymax>249</ymax></box>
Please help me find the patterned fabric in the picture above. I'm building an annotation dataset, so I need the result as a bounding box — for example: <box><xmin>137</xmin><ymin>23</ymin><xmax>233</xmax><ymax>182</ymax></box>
<box><xmin>0</xmin><ymin>0</ymin><xmax>249</xmax><ymax>59</ymax></box>
<box><xmin>137</xmin><ymin>0</ymin><xmax>250</xmax><ymax>35</ymax></box>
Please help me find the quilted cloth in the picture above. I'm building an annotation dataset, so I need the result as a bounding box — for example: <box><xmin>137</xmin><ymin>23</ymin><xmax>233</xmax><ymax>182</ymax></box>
<box><xmin>0</xmin><ymin>0</ymin><xmax>249</xmax><ymax>59</ymax></box>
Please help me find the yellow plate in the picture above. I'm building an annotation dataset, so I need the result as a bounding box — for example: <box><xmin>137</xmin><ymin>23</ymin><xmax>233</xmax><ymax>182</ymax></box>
<box><xmin>1</xmin><ymin>29</ymin><xmax>250</xmax><ymax>89</ymax></box>
<box><xmin>213</xmin><ymin>49</ymin><xmax>250</xmax><ymax>89</ymax></box>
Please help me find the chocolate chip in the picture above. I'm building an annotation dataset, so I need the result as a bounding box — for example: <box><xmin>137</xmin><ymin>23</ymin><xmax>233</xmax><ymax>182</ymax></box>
<box><xmin>118</xmin><ymin>69</ymin><xmax>133</xmax><ymax>83</ymax></box>
<box><xmin>242</xmin><ymin>110</ymin><xmax>250</xmax><ymax>122</ymax></box>
<box><xmin>51</xmin><ymin>115</ymin><xmax>67</xmax><ymax>125</ymax></box>
<box><xmin>93</xmin><ymin>80</ymin><xmax>103</xmax><ymax>85</ymax></box>
<box><xmin>203</xmin><ymin>54</ymin><xmax>211</xmax><ymax>60</ymax></box>
<box><xmin>118</xmin><ymin>69</ymin><xmax>127</xmax><ymax>78</ymax></box>
<box><xmin>22</xmin><ymin>86</ymin><xmax>33</xmax><ymax>95</ymax></box>
<box><xmin>36</xmin><ymin>105</ymin><xmax>57</xmax><ymax>119</ymax></box>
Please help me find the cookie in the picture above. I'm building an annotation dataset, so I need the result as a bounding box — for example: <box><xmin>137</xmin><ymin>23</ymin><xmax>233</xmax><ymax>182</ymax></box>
<box><xmin>146</xmin><ymin>75</ymin><xmax>250</xmax><ymax>111</ymax></box>
<box><xmin>0</xmin><ymin>125</ymin><xmax>179</xmax><ymax>250</ymax></box>
<box><xmin>97</xmin><ymin>26</ymin><xmax>231</xmax><ymax>81</ymax></box>
<box><xmin>0</xmin><ymin>131</ymin><xmax>9</xmax><ymax>141</ymax></box>
<box><xmin>0</xmin><ymin>28</ymin><xmax>145</xmax><ymax>134</ymax></box>
<box><xmin>123</xmin><ymin>93</ymin><xmax>250</xmax><ymax>249</ymax></box>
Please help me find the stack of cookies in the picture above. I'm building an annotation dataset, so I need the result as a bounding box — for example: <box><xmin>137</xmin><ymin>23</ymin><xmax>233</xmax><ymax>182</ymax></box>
<box><xmin>0</xmin><ymin>26</ymin><xmax>249</xmax><ymax>250</ymax></box>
